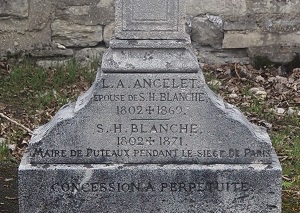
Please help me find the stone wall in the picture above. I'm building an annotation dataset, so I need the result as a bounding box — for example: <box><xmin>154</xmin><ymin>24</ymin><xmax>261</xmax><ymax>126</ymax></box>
<box><xmin>1</xmin><ymin>0</ymin><xmax>300</xmax><ymax>66</ymax></box>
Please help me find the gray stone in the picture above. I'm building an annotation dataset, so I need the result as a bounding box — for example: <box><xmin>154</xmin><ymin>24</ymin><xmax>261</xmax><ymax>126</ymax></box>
<box><xmin>223</xmin><ymin>31</ymin><xmax>300</xmax><ymax>49</ymax></box>
<box><xmin>115</xmin><ymin>0</ymin><xmax>188</xmax><ymax>40</ymax></box>
<box><xmin>31</xmin><ymin>48</ymin><xmax>74</xmax><ymax>58</ymax></box>
<box><xmin>223</xmin><ymin>31</ymin><xmax>263</xmax><ymax>48</ymax></box>
<box><xmin>75</xmin><ymin>47</ymin><xmax>107</xmax><ymax>66</ymax></box>
<box><xmin>27</xmin><ymin>0</ymin><xmax>58</xmax><ymax>31</ymax></box>
<box><xmin>103</xmin><ymin>22</ymin><xmax>115</xmax><ymax>47</ymax></box>
<box><xmin>110</xmin><ymin>39</ymin><xmax>192</xmax><ymax>49</ymax></box>
<box><xmin>19</xmin><ymin>152</ymin><xmax>281</xmax><ymax>213</ymax></box>
<box><xmin>0</xmin><ymin>0</ymin><xmax>57</xmax><ymax>55</ymax></box>
<box><xmin>196</xmin><ymin>50</ymin><xmax>228</xmax><ymax>65</ymax></box>
<box><xmin>36</xmin><ymin>59</ymin><xmax>72</xmax><ymax>69</ymax></box>
<box><xmin>191</xmin><ymin>16</ymin><xmax>223</xmax><ymax>48</ymax></box>
<box><xmin>186</xmin><ymin>0</ymin><xmax>247</xmax><ymax>16</ymax></box>
<box><xmin>206</xmin><ymin>15</ymin><xmax>223</xmax><ymax>28</ymax></box>
<box><xmin>52</xmin><ymin>20</ymin><xmax>103</xmax><ymax>47</ymax></box>
<box><xmin>0</xmin><ymin>27</ymin><xmax>52</xmax><ymax>55</ymax></box>
<box><xmin>224</xmin><ymin>21</ymin><xmax>257</xmax><ymax>31</ymax></box>
<box><xmin>102</xmin><ymin>43</ymin><xmax>199</xmax><ymax>73</ymax></box>
<box><xmin>247</xmin><ymin>0</ymin><xmax>300</xmax><ymax>14</ymax></box>
<box><xmin>0</xmin><ymin>0</ymin><xmax>29</xmax><ymax>18</ymax></box>
<box><xmin>55</xmin><ymin>0</ymin><xmax>115</xmax><ymax>26</ymax></box>
<box><xmin>2</xmin><ymin>0</ymin><xmax>300</xmax><ymax>65</ymax></box>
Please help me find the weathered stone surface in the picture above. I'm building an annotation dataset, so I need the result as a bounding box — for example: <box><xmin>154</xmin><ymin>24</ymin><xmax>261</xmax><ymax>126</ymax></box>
<box><xmin>0</xmin><ymin>0</ymin><xmax>29</xmax><ymax>18</ymax></box>
<box><xmin>103</xmin><ymin>22</ymin><xmax>115</xmax><ymax>47</ymax></box>
<box><xmin>223</xmin><ymin>32</ymin><xmax>263</xmax><ymax>48</ymax></box>
<box><xmin>247</xmin><ymin>0</ymin><xmax>300</xmax><ymax>14</ymax></box>
<box><xmin>52</xmin><ymin>20</ymin><xmax>103</xmax><ymax>47</ymax></box>
<box><xmin>186</xmin><ymin>0</ymin><xmax>247</xmax><ymax>16</ymax></box>
<box><xmin>0</xmin><ymin>25</ymin><xmax>52</xmax><ymax>55</ymax></box>
<box><xmin>0</xmin><ymin>0</ymin><xmax>57</xmax><ymax>55</ymax></box>
<box><xmin>28</xmin><ymin>70</ymin><xmax>273</xmax><ymax>164</ymax></box>
<box><xmin>55</xmin><ymin>0</ymin><xmax>115</xmax><ymax>26</ymax></box>
<box><xmin>224</xmin><ymin>21</ymin><xmax>257</xmax><ymax>31</ymax></box>
<box><xmin>195</xmin><ymin>47</ymin><xmax>250</xmax><ymax>65</ymax></box>
<box><xmin>223</xmin><ymin>31</ymin><xmax>300</xmax><ymax>48</ymax></box>
<box><xmin>19</xmin><ymin>152</ymin><xmax>282</xmax><ymax>213</ymax></box>
<box><xmin>31</xmin><ymin>48</ymin><xmax>74</xmax><ymax>58</ymax></box>
<box><xmin>75</xmin><ymin>47</ymin><xmax>106</xmax><ymax>66</ymax></box>
<box><xmin>36</xmin><ymin>59</ymin><xmax>72</xmax><ymax>69</ymax></box>
<box><xmin>27</xmin><ymin>0</ymin><xmax>58</xmax><ymax>31</ymax></box>
<box><xmin>191</xmin><ymin>16</ymin><xmax>223</xmax><ymax>48</ymax></box>
<box><xmin>102</xmin><ymin>42</ymin><xmax>199</xmax><ymax>73</ymax></box>
<box><xmin>274</xmin><ymin>17</ymin><xmax>300</xmax><ymax>32</ymax></box>
<box><xmin>115</xmin><ymin>0</ymin><xmax>188</xmax><ymax>40</ymax></box>
<box><xmin>1</xmin><ymin>0</ymin><xmax>300</xmax><ymax>64</ymax></box>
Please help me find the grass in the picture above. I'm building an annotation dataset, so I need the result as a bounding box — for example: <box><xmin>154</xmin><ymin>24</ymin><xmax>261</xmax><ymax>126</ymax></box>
<box><xmin>0</xmin><ymin>58</ymin><xmax>96</xmax><ymax>112</ymax></box>
<box><xmin>0</xmin><ymin>140</ymin><xmax>11</xmax><ymax>161</ymax></box>
<box><xmin>0</xmin><ymin>58</ymin><xmax>98</xmax><ymax>160</ymax></box>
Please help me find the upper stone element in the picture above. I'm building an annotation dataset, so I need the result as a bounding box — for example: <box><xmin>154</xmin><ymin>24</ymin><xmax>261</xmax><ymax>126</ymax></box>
<box><xmin>115</xmin><ymin>0</ymin><xmax>188</xmax><ymax>40</ymax></box>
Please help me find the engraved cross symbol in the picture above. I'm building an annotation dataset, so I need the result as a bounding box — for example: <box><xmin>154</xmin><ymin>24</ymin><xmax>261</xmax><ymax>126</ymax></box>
<box><xmin>146</xmin><ymin>106</ymin><xmax>155</xmax><ymax>115</ymax></box>
<box><xmin>146</xmin><ymin>137</ymin><xmax>155</xmax><ymax>145</ymax></box>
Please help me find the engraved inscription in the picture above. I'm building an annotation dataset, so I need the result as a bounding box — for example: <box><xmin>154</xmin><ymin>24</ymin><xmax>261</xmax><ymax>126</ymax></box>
<box><xmin>98</xmin><ymin>78</ymin><xmax>202</xmax><ymax>89</ymax></box>
<box><xmin>50</xmin><ymin>181</ymin><xmax>250</xmax><ymax>193</ymax></box>
<box><xmin>116</xmin><ymin>106</ymin><xmax>184</xmax><ymax>116</ymax></box>
<box><xmin>30</xmin><ymin>148</ymin><xmax>272</xmax><ymax>159</ymax></box>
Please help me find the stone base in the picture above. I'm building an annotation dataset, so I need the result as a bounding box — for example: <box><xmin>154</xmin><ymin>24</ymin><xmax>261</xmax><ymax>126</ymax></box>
<box><xmin>19</xmin><ymin>152</ymin><xmax>281</xmax><ymax>213</ymax></box>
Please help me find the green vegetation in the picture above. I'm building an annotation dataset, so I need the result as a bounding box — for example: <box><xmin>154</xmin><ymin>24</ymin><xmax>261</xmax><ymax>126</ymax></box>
<box><xmin>253</xmin><ymin>56</ymin><xmax>277</xmax><ymax>69</ymax></box>
<box><xmin>0</xmin><ymin>58</ymin><xmax>98</xmax><ymax>160</ymax></box>
<box><xmin>0</xmin><ymin>59</ymin><xmax>97</xmax><ymax>111</ymax></box>
<box><xmin>0</xmin><ymin>140</ymin><xmax>11</xmax><ymax>161</ymax></box>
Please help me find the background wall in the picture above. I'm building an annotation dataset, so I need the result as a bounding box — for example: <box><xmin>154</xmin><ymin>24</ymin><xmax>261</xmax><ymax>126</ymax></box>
<box><xmin>1</xmin><ymin>0</ymin><xmax>300</xmax><ymax>66</ymax></box>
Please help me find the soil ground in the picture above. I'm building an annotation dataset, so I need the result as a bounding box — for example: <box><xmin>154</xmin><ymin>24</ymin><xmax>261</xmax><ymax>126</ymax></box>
<box><xmin>0</xmin><ymin>162</ymin><xmax>18</xmax><ymax>213</ymax></box>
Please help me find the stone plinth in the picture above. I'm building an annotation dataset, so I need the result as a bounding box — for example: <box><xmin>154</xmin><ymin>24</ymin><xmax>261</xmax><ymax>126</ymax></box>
<box><xmin>19</xmin><ymin>152</ymin><xmax>281</xmax><ymax>213</ymax></box>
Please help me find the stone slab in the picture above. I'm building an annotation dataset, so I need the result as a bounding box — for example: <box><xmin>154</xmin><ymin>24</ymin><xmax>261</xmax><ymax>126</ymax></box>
<box><xmin>0</xmin><ymin>0</ymin><xmax>29</xmax><ymax>18</ymax></box>
<box><xmin>115</xmin><ymin>0</ymin><xmax>188</xmax><ymax>40</ymax></box>
<box><xmin>103</xmin><ymin>40</ymin><xmax>198</xmax><ymax>72</ymax></box>
<box><xmin>52</xmin><ymin>20</ymin><xmax>103</xmax><ymax>47</ymax></box>
<box><xmin>28</xmin><ymin>71</ymin><xmax>273</xmax><ymax>164</ymax></box>
<box><xmin>19</xmin><ymin>152</ymin><xmax>281</xmax><ymax>213</ymax></box>
<box><xmin>186</xmin><ymin>0</ymin><xmax>247</xmax><ymax>16</ymax></box>
<box><xmin>101</xmin><ymin>47</ymin><xmax>199</xmax><ymax>73</ymax></box>
<box><xmin>191</xmin><ymin>17</ymin><xmax>223</xmax><ymax>48</ymax></box>
<box><xmin>55</xmin><ymin>1</ymin><xmax>115</xmax><ymax>26</ymax></box>
<box><xmin>247</xmin><ymin>0</ymin><xmax>300</xmax><ymax>14</ymax></box>
<box><xmin>110</xmin><ymin>39</ymin><xmax>191</xmax><ymax>49</ymax></box>
<box><xmin>223</xmin><ymin>31</ymin><xmax>300</xmax><ymax>49</ymax></box>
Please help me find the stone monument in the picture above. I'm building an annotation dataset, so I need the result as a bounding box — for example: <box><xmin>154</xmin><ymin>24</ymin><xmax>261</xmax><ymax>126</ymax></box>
<box><xmin>19</xmin><ymin>0</ymin><xmax>282</xmax><ymax>212</ymax></box>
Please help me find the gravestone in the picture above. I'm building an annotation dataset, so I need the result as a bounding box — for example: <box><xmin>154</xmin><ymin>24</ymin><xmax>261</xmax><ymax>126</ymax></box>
<box><xmin>19</xmin><ymin>0</ymin><xmax>282</xmax><ymax>212</ymax></box>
